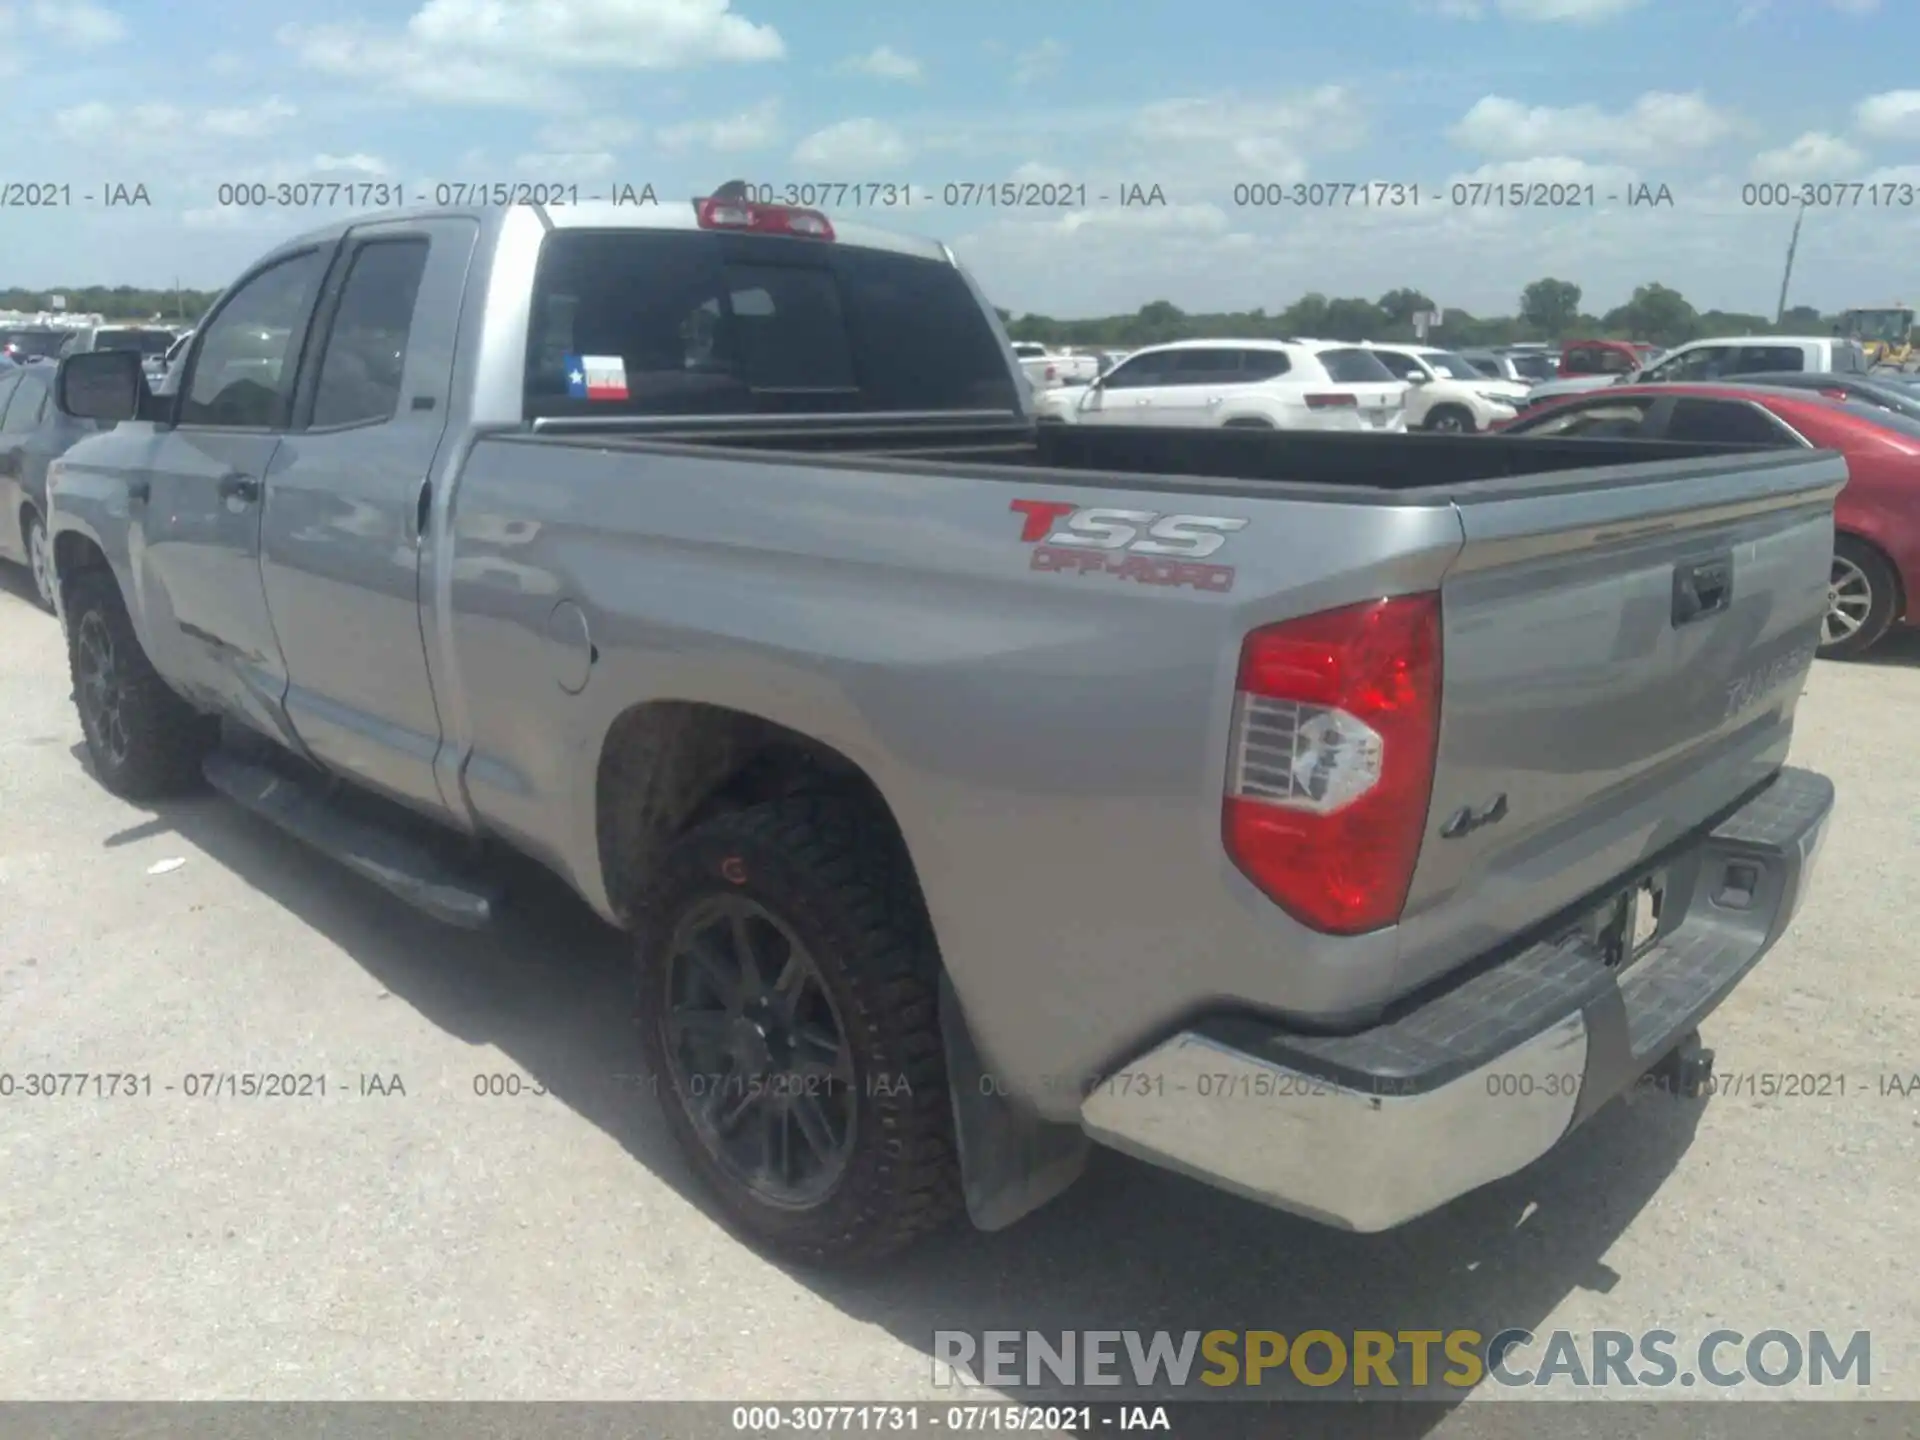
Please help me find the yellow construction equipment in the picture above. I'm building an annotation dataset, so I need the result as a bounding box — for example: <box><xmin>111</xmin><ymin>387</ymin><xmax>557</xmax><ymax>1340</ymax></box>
<box><xmin>1838</xmin><ymin>303</ymin><xmax>1917</xmax><ymax>370</ymax></box>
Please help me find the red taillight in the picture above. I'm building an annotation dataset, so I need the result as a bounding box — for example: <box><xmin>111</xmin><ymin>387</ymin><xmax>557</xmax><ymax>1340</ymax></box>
<box><xmin>1304</xmin><ymin>393</ymin><xmax>1358</xmax><ymax>409</ymax></box>
<box><xmin>1046</xmin><ymin>364</ymin><xmax>1057</xmax><ymax>381</ymax></box>
<box><xmin>1223</xmin><ymin>593</ymin><xmax>1442</xmax><ymax>935</ymax></box>
<box><xmin>694</xmin><ymin>196</ymin><xmax>835</xmax><ymax>240</ymax></box>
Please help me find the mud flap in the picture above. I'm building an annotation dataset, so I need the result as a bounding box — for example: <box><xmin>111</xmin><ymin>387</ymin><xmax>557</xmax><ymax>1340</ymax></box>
<box><xmin>939</xmin><ymin>973</ymin><xmax>1090</xmax><ymax>1231</ymax></box>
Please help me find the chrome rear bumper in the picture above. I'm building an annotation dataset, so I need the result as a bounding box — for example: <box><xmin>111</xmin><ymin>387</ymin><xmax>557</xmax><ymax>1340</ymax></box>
<box><xmin>1081</xmin><ymin>767</ymin><xmax>1834</xmax><ymax>1232</ymax></box>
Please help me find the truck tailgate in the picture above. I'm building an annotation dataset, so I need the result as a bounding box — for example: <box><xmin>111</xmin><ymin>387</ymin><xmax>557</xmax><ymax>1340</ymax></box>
<box><xmin>1394</xmin><ymin>447</ymin><xmax>1844</xmax><ymax>988</ymax></box>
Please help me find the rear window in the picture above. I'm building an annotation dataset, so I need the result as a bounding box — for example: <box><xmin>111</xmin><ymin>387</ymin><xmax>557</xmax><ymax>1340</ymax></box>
<box><xmin>1</xmin><ymin>329</ymin><xmax>68</xmax><ymax>359</ymax></box>
<box><xmin>524</xmin><ymin>229</ymin><xmax>1020</xmax><ymax>418</ymax></box>
<box><xmin>1315</xmin><ymin>348</ymin><xmax>1396</xmax><ymax>383</ymax></box>
<box><xmin>95</xmin><ymin>328</ymin><xmax>175</xmax><ymax>356</ymax></box>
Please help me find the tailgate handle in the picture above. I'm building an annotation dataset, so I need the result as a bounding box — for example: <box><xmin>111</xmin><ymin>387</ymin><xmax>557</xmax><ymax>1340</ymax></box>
<box><xmin>1672</xmin><ymin>554</ymin><xmax>1733</xmax><ymax>626</ymax></box>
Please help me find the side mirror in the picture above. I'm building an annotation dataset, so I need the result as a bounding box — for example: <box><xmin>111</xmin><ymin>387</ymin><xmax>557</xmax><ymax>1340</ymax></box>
<box><xmin>1407</xmin><ymin>372</ymin><xmax>1429</xmax><ymax>385</ymax></box>
<box><xmin>56</xmin><ymin>350</ymin><xmax>147</xmax><ymax>423</ymax></box>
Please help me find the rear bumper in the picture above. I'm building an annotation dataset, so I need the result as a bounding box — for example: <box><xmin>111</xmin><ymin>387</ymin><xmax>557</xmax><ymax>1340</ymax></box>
<box><xmin>1080</xmin><ymin>766</ymin><xmax>1833</xmax><ymax>1233</ymax></box>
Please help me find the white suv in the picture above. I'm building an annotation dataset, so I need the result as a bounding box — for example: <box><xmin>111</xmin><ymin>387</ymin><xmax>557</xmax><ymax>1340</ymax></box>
<box><xmin>1038</xmin><ymin>339</ymin><xmax>1407</xmax><ymax>431</ymax></box>
<box><xmin>1363</xmin><ymin>344</ymin><xmax>1530</xmax><ymax>432</ymax></box>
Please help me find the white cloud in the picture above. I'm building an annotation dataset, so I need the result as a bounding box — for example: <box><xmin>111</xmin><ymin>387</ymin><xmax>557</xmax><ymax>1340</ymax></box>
<box><xmin>26</xmin><ymin>0</ymin><xmax>125</xmax><ymax>45</ymax></box>
<box><xmin>656</xmin><ymin>98</ymin><xmax>781</xmax><ymax>152</ymax></box>
<box><xmin>202</xmin><ymin>97</ymin><xmax>299</xmax><ymax>140</ymax></box>
<box><xmin>512</xmin><ymin>150</ymin><xmax>619</xmax><ymax>178</ymax></box>
<box><xmin>537</xmin><ymin>117</ymin><xmax>642</xmax><ymax>150</ymax></box>
<box><xmin>1009</xmin><ymin>161</ymin><xmax>1072</xmax><ymax>185</ymax></box>
<box><xmin>281</xmin><ymin>0</ymin><xmax>783</xmax><ymax>106</ymax></box>
<box><xmin>1423</xmin><ymin>0</ymin><xmax>1646</xmax><ymax>19</ymax></box>
<box><xmin>1012</xmin><ymin>39</ymin><xmax>1064</xmax><ymax>86</ymax></box>
<box><xmin>55</xmin><ymin>98</ymin><xmax>297</xmax><ymax>149</ymax></box>
<box><xmin>1496</xmin><ymin>0</ymin><xmax>1644</xmax><ymax>19</ymax></box>
<box><xmin>1126</xmin><ymin>87</ymin><xmax>1362</xmax><ymax>184</ymax></box>
<box><xmin>837</xmin><ymin>44</ymin><xmax>921</xmax><ymax>82</ymax></box>
<box><xmin>1855</xmin><ymin>90</ymin><xmax>1920</xmax><ymax>141</ymax></box>
<box><xmin>1750</xmin><ymin>131</ymin><xmax>1865</xmax><ymax>180</ymax></box>
<box><xmin>1452</xmin><ymin>155</ymin><xmax>1639</xmax><ymax>187</ymax></box>
<box><xmin>1451</xmin><ymin>91</ymin><xmax>1737</xmax><ymax>159</ymax></box>
<box><xmin>791</xmin><ymin>118</ymin><xmax>910</xmax><ymax>170</ymax></box>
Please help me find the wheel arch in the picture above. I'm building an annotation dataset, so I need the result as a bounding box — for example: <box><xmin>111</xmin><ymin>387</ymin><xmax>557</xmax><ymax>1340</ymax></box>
<box><xmin>591</xmin><ymin>697</ymin><xmax>1091</xmax><ymax>1234</ymax></box>
<box><xmin>1835</xmin><ymin>526</ymin><xmax>1909</xmax><ymax>624</ymax></box>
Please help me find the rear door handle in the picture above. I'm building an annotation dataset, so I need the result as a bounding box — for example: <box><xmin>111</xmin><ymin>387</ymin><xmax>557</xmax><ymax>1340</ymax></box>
<box><xmin>1672</xmin><ymin>553</ymin><xmax>1733</xmax><ymax>626</ymax></box>
<box><xmin>217</xmin><ymin>473</ymin><xmax>260</xmax><ymax>503</ymax></box>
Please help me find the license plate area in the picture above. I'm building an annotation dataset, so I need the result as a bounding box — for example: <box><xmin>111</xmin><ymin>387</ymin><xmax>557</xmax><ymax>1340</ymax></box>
<box><xmin>1566</xmin><ymin>870</ymin><xmax>1668</xmax><ymax>973</ymax></box>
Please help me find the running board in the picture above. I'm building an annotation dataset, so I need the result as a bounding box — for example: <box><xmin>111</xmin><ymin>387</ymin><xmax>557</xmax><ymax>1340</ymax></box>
<box><xmin>201</xmin><ymin>750</ymin><xmax>499</xmax><ymax>928</ymax></box>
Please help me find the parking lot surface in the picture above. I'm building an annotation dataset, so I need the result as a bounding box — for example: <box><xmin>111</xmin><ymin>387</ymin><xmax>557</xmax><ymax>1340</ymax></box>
<box><xmin>1</xmin><ymin>565</ymin><xmax>1915</xmax><ymax>1412</ymax></box>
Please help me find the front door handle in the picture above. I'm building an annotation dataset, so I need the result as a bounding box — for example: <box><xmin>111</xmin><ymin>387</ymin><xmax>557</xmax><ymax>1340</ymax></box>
<box><xmin>218</xmin><ymin>473</ymin><xmax>260</xmax><ymax>503</ymax></box>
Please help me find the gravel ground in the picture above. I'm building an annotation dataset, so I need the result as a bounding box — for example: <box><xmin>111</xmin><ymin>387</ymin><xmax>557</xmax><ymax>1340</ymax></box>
<box><xmin>1</xmin><ymin>563</ymin><xmax>1914</xmax><ymax>1427</ymax></box>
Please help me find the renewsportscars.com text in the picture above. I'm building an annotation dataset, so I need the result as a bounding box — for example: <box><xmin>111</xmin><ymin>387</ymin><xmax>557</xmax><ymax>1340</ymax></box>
<box><xmin>932</xmin><ymin>1328</ymin><xmax>1871</xmax><ymax>1393</ymax></box>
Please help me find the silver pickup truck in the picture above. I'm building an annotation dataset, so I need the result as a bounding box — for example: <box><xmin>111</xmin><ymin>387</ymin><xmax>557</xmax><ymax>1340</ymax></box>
<box><xmin>46</xmin><ymin>195</ymin><xmax>1837</xmax><ymax>1267</ymax></box>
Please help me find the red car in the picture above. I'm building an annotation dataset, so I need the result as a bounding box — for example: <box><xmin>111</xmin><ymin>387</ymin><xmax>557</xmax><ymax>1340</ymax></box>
<box><xmin>1555</xmin><ymin>338</ymin><xmax>1649</xmax><ymax>379</ymax></box>
<box><xmin>1500</xmin><ymin>382</ymin><xmax>1920</xmax><ymax>658</ymax></box>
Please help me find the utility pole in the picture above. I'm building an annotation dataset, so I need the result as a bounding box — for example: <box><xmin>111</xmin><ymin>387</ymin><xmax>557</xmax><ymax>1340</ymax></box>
<box><xmin>1775</xmin><ymin>204</ymin><xmax>1804</xmax><ymax>326</ymax></box>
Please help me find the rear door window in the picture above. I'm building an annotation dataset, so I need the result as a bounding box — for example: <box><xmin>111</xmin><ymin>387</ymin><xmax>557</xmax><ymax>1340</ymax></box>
<box><xmin>1164</xmin><ymin>349</ymin><xmax>1241</xmax><ymax>386</ymax></box>
<box><xmin>525</xmin><ymin>229</ymin><xmax>1019</xmax><ymax>417</ymax></box>
<box><xmin>1316</xmin><ymin>348</ymin><xmax>1397</xmax><ymax>383</ymax></box>
<box><xmin>1661</xmin><ymin>398</ymin><xmax>1799</xmax><ymax>445</ymax></box>
<box><xmin>1732</xmin><ymin>345</ymin><xmax>1806</xmax><ymax>375</ymax></box>
<box><xmin>1236</xmin><ymin>349</ymin><xmax>1292</xmax><ymax>381</ymax></box>
<box><xmin>309</xmin><ymin>238</ymin><xmax>430</xmax><ymax>429</ymax></box>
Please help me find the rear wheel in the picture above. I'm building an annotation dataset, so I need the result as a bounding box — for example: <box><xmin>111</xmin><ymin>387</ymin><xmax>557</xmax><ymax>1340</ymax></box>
<box><xmin>634</xmin><ymin>795</ymin><xmax>963</xmax><ymax>1267</ymax></box>
<box><xmin>64</xmin><ymin>570</ymin><xmax>215</xmax><ymax>796</ymax></box>
<box><xmin>1821</xmin><ymin>536</ymin><xmax>1898</xmax><ymax>660</ymax></box>
<box><xmin>24</xmin><ymin>510</ymin><xmax>54</xmax><ymax>612</ymax></box>
<box><xmin>1425</xmin><ymin>405</ymin><xmax>1474</xmax><ymax>433</ymax></box>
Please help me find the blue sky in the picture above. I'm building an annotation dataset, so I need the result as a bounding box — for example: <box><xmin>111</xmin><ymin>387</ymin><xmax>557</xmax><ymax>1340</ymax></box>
<box><xmin>5</xmin><ymin>0</ymin><xmax>1918</xmax><ymax>319</ymax></box>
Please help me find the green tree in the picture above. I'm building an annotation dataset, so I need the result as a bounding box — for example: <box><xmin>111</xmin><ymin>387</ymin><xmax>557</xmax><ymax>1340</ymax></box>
<box><xmin>1518</xmin><ymin>278</ymin><xmax>1582</xmax><ymax>338</ymax></box>
<box><xmin>1376</xmin><ymin>288</ymin><xmax>1435</xmax><ymax>329</ymax></box>
<box><xmin>1604</xmin><ymin>282</ymin><xmax>1698</xmax><ymax>347</ymax></box>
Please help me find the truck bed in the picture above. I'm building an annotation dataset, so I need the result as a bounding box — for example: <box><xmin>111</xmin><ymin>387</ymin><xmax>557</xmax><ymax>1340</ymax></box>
<box><xmin>519</xmin><ymin>416</ymin><xmax>1777</xmax><ymax>498</ymax></box>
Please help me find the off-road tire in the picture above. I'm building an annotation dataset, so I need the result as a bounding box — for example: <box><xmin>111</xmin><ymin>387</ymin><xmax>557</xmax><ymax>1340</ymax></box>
<box><xmin>64</xmin><ymin>569</ymin><xmax>215</xmax><ymax>797</ymax></box>
<box><xmin>634</xmin><ymin>795</ymin><xmax>963</xmax><ymax>1267</ymax></box>
<box><xmin>1820</xmin><ymin>535</ymin><xmax>1899</xmax><ymax>661</ymax></box>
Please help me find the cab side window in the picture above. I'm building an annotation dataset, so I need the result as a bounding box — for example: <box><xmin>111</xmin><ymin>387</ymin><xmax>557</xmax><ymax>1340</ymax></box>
<box><xmin>180</xmin><ymin>249</ymin><xmax>330</xmax><ymax>429</ymax></box>
<box><xmin>310</xmin><ymin>240</ymin><xmax>430</xmax><ymax>429</ymax></box>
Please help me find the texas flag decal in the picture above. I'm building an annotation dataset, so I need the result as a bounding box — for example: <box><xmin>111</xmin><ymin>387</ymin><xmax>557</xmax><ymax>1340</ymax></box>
<box><xmin>565</xmin><ymin>353</ymin><xmax>629</xmax><ymax>400</ymax></box>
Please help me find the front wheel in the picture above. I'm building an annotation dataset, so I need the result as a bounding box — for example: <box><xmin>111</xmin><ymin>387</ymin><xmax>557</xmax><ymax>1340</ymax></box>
<box><xmin>634</xmin><ymin>796</ymin><xmax>963</xmax><ymax>1266</ymax></box>
<box><xmin>64</xmin><ymin>570</ymin><xmax>215</xmax><ymax>797</ymax></box>
<box><xmin>1820</xmin><ymin>536</ymin><xmax>1899</xmax><ymax>660</ymax></box>
<box><xmin>24</xmin><ymin>510</ymin><xmax>55</xmax><ymax>612</ymax></box>
<box><xmin>1425</xmin><ymin>405</ymin><xmax>1475</xmax><ymax>434</ymax></box>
